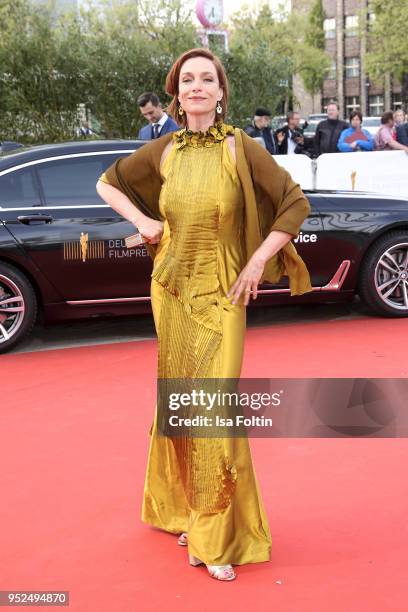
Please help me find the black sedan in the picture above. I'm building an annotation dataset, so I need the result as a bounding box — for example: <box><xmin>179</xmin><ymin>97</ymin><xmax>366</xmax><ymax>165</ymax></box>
<box><xmin>1</xmin><ymin>139</ymin><xmax>407</xmax><ymax>353</ymax></box>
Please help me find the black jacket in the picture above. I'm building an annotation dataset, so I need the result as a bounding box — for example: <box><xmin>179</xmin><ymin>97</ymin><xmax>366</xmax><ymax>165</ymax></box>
<box><xmin>396</xmin><ymin>122</ymin><xmax>408</xmax><ymax>146</ymax></box>
<box><xmin>314</xmin><ymin>118</ymin><xmax>348</xmax><ymax>155</ymax></box>
<box><xmin>243</xmin><ymin>123</ymin><xmax>278</xmax><ymax>155</ymax></box>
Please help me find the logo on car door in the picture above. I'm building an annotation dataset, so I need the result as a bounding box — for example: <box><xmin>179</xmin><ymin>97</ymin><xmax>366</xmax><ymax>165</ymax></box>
<box><xmin>63</xmin><ymin>232</ymin><xmax>105</xmax><ymax>262</ymax></box>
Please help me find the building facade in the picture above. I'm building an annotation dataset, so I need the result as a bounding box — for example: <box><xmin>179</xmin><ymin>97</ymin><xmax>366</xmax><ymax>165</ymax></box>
<box><xmin>292</xmin><ymin>0</ymin><xmax>402</xmax><ymax>119</ymax></box>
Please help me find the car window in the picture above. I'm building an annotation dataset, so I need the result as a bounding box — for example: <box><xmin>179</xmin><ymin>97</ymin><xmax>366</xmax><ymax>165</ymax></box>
<box><xmin>363</xmin><ymin>118</ymin><xmax>380</xmax><ymax>126</ymax></box>
<box><xmin>37</xmin><ymin>154</ymin><xmax>122</xmax><ymax>206</ymax></box>
<box><xmin>0</xmin><ymin>167</ymin><xmax>41</xmax><ymax>208</ymax></box>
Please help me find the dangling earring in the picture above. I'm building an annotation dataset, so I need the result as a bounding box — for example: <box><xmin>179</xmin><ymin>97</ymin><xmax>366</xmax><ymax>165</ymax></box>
<box><xmin>178</xmin><ymin>104</ymin><xmax>184</xmax><ymax>116</ymax></box>
<box><xmin>216</xmin><ymin>100</ymin><xmax>222</xmax><ymax>114</ymax></box>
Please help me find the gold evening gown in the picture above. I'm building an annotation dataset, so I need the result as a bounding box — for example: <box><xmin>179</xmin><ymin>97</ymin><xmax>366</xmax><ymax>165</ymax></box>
<box><xmin>99</xmin><ymin>123</ymin><xmax>272</xmax><ymax>565</ymax></box>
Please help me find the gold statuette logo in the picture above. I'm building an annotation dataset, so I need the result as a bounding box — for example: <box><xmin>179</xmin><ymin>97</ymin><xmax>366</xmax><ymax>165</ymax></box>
<box><xmin>64</xmin><ymin>232</ymin><xmax>105</xmax><ymax>262</ymax></box>
<box><xmin>351</xmin><ymin>170</ymin><xmax>357</xmax><ymax>191</ymax></box>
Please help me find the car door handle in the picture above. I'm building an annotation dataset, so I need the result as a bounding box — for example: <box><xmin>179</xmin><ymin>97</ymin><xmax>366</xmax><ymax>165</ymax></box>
<box><xmin>17</xmin><ymin>214</ymin><xmax>54</xmax><ymax>224</ymax></box>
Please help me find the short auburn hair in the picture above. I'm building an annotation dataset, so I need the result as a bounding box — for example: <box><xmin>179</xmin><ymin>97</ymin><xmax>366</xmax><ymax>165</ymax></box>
<box><xmin>381</xmin><ymin>111</ymin><xmax>394</xmax><ymax>124</ymax></box>
<box><xmin>165</xmin><ymin>48</ymin><xmax>229</xmax><ymax>127</ymax></box>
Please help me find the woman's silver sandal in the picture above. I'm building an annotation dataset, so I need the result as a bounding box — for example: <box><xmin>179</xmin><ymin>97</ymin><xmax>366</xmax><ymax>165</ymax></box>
<box><xmin>189</xmin><ymin>553</ymin><xmax>236</xmax><ymax>581</ymax></box>
<box><xmin>178</xmin><ymin>532</ymin><xmax>188</xmax><ymax>546</ymax></box>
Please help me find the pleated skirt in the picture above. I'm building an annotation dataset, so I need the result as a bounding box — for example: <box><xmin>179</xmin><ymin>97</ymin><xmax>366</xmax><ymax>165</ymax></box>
<box><xmin>141</xmin><ymin>278</ymin><xmax>272</xmax><ymax>565</ymax></box>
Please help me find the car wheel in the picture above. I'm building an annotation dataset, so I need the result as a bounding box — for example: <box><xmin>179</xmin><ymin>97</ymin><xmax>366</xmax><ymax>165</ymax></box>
<box><xmin>359</xmin><ymin>230</ymin><xmax>408</xmax><ymax>317</ymax></box>
<box><xmin>0</xmin><ymin>262</ymin><xmax>38</xmax><ymax>353</ymax></box>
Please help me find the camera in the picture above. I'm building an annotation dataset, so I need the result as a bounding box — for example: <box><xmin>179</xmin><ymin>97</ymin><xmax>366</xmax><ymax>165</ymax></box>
<box><xmin>292</xmin><ymin>129</ymin><xmax>304</xmax><ymax>140</ymax></box>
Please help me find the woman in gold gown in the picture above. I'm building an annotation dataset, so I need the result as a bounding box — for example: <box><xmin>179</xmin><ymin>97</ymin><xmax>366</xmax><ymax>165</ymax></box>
<box><xmin>96</xmin><ymin>48</ymin><xmax>312</xmax><ymax>581</ymax></box>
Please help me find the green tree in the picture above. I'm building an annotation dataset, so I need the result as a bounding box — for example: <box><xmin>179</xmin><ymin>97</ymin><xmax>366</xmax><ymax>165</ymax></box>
<box><xmin>366</xmin><ymin>0</ymin><xmax>408</xmax><ymax>106</ymax></box>
<box><xmin>80</xmin><ymin>0</ymin><xmax>199</xmax><ymax>138</ymax></box>
<box><xmin>306</xmin><ymin>0</ymin><xmax>325</xmax><ymax>50</ymax></box>
<box><xmin>224</xmin><ymin>5</ymin><xmax>292</xmax><ymax>123</ymax></box>
<box><xmin>296</xmin><ymin>0</ymin><xmax>328</xmax><ymax>107</ymax></box>
<box><xmin>0</xmin><ymin>0</ymin><xmax>89</xmax><ymax>142</ymax></box>
<box><xmin>226</xmin><ymin>3</ymin><xmax>328</xmax><ymax>120</ymax></box>
<box><xmin>0</xmin><ymin>0</ymin><xmax>199</xmax><ymax>143</ymax></box>
<box><xmin>0</xmin><ymin>0</ymin><xmax>330</xmax><ymax>143</ymax></box>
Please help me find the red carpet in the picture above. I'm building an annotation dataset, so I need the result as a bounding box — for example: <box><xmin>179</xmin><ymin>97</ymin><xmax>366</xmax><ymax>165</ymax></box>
<box><xmin>1</xmin><ymin>315</ymin><xmax>408</xmax><ymax>611</ymax></box>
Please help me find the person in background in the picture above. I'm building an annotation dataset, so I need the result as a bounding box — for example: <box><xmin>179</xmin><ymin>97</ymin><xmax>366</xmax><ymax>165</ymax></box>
<box><xmin>314</xmin><ymin>100</ymin><xmax>348</xmax><ymax>156</ymax></box>
<box><xmin>76</xmin><ymin>120</ymin><xmax>95</xmax><ymax>138</ymax></box>
<box><xmin>137</xmin><ymin>92</ymin><xmax>178</xmax><ymax>140</ymax></box>
<box><xmin>396</xmin><ymin>107</ymin><xmax>408</xmax><ymax>146</ymax></box>
<box><xmin>375</xmin><ymin>111</ymin><xmax>408</xmax><ymax>152</ymax></box>
<box><xmin>275</xmin><ymin>111</ymin><xmax>305</xmax><ymax>155</ymax></box>
<box><xmin>393</xmin><ymin>108</ymin><xmax>407</xmax><ymax>127</ymax></box>
<box><xmin>337</xmin><ymin>110</ymin><xmax>374</xmax><ymax>152</ymax></box>
<box><xmin>391</xmin><ymin>109</ymin><xmax>406</xmax><ymax>141</ymax></box>
<box><xmin>243</xmin><ymin>108</ymin><xmax>278</xmax><ymax>155</ymax></box>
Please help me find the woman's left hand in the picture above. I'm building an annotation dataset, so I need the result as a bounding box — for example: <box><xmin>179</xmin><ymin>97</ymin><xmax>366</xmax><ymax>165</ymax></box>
<box><xmin>227</xmin><ymin>256</ymin><xmax>265</xmax><ymax>306</ymax></box>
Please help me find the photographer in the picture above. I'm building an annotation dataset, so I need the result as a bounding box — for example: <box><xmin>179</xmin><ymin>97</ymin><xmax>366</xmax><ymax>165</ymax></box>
<box><xmin>275</xmin><ymin>111</ymin><xmax>305</xmax><ymax>155</ymax></box>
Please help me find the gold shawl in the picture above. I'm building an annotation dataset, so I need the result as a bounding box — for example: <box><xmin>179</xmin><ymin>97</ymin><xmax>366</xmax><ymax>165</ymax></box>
<box><xmin>103</xmin><ymin>126</ymin><xmax>313</xmax><ymax>296</ymax></box>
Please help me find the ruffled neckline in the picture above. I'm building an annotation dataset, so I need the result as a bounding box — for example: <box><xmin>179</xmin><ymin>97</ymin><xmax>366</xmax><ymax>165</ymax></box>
<box><xmin>173</xmin><ymin>121</ymin><xmax>235</xmax><ymax>149</ymax></box>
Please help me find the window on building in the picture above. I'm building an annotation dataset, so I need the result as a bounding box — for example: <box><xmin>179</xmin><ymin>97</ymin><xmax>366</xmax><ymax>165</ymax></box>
<box><xmin>324</xmin><ymin>60</ymin><xmax>336</xmax><ymax>80</ymax></box>
<box><xmin>345</xmin><ymin>57</ymin><xmax>360</xmax><ymax>78</ymax></box>
<box><xmin>345</xmin><ymin>15</ymin><xmax>358</xmax><ymax>37</ymax></box>
<box><xmin>392</xmin><ymin>94</ymin><xmax>402</xmax><ymax>110</ymax></box>
<box><xmin>369</xmin><ymin>95</ymin><xmax>384</xmax><ymax>116</ymax></box>
<box><xmin>368</xmin><ymin>12</ymin><xmax>376</xmax><ymax>30</ymax></box>
<box><xmin>345</xmin><ymin>96</ymin><xmax>360</xmax><ymax>115</ymax></box>
<box><xmin>323</xmin><ymin>18</ymin><xmax>336</xmax><ymax>39</ymax></box>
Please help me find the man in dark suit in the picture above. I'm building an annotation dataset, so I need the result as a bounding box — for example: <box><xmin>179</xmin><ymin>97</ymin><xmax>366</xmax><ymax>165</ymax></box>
<box><xmin>137</xmin><ymin>92</ymin><xmax>178</xmax><ymax>140</ymax></box>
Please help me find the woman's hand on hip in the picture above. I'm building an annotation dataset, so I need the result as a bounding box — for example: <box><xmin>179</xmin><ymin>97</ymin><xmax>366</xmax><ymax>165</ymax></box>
<box><xmin>227</xmin><ymin>256</ymin><xmax>265</xmax><ymax>306</ymax></box>
<box><xmin>137</xmin><ymin>219</ymin><xmax>164</xmax><ymax>244</ymax></box>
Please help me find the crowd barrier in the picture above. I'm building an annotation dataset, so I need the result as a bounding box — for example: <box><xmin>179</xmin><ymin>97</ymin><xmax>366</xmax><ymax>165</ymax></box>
<box><xmin>265</xmin><ymin>144</ymin><xmax>408</xmax><ymax>198</ymax></box>
<box><xmin>270</xmin><ymin>153</ymin><xmax>314</xmax><ymax>190</ymax></box>
<box><xmin>315</xmin><ymin>151</ymin><xmax>408</xmax><ymax>197</ymax></box>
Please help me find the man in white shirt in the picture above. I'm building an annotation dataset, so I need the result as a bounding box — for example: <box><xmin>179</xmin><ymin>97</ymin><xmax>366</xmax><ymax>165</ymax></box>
<box><xmin>137</xmin><ymin>92</ymin><xmax>178</xmax><ymax>140</ymax></box>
